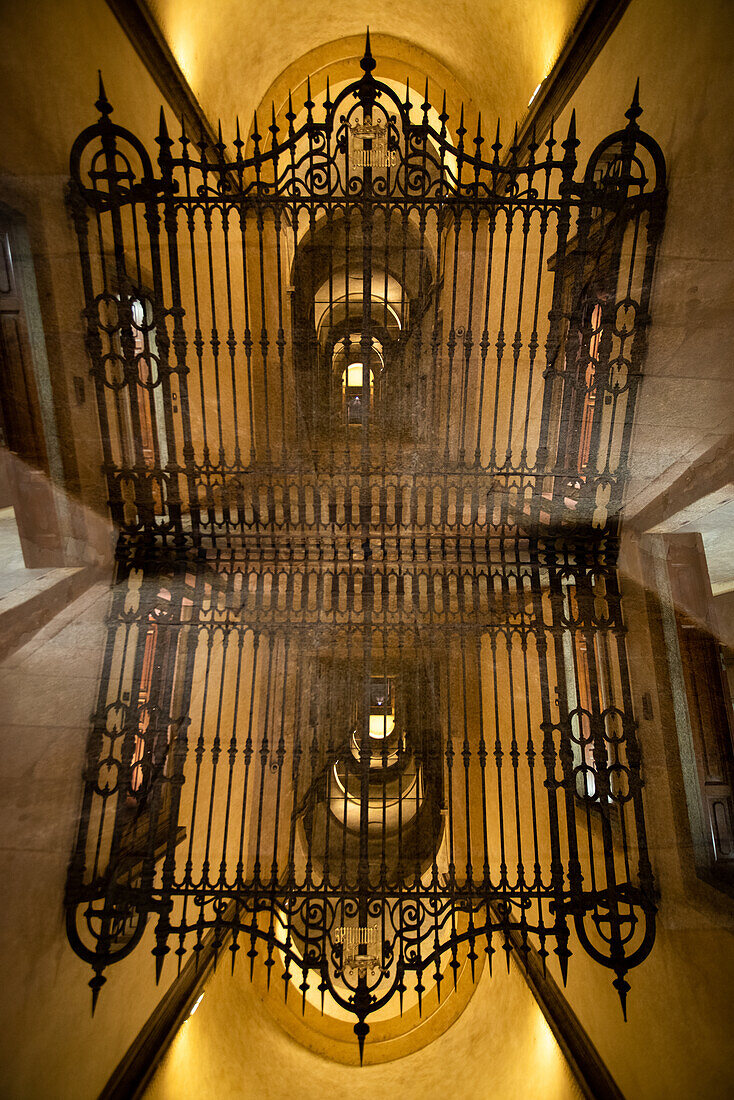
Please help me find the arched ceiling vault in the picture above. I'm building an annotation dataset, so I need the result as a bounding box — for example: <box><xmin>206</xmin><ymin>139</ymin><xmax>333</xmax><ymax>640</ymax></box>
<box><xmin>253</xmin><ymin>35</ymin><xmax>479</xmax><ymax>147</ymax></box>
<box><xmin>145</xmin><ymin>0</ymin><xmax>588</xmax><ymax>137</ymax></box>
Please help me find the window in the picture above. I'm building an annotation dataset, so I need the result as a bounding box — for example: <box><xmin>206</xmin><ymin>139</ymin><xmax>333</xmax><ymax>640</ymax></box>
<box><xmin>341</xmin><ymin>361</ymin><xmax>374</xmax><ymax>425</ymax></box>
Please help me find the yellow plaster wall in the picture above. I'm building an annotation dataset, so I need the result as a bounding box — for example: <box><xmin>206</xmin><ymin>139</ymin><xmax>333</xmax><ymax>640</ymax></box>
<box><xmin>144</xmin><ymin>949</ymin><xmax>583</xmax><ymax>1100</ymax></box>
<box><xmin>147</xmin><ymin>1</ymin><xmax>587</xmax><ymax>138</ymax></box>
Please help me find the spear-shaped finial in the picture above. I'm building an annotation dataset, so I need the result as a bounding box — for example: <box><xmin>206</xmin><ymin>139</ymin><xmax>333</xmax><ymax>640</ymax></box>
<box><xmin>197</xmin><ymin>119</ymin><xmax>208</xmax><ymax>158</ymax></box>
<box><xmin>556</xmin><ymin>936</ymin><xmax>571</xmax><ymax>986</ymax></box>
<box><xmin>324</xmin><ymin>75</ymin><xmax>332</xmax><ymax>114</ymax></box>
<box><xmin>234</xmin><ymin>115</ymin><xmax>243</xmax><ymax>155</ymax></box>
<box><xmin>403</xmin><ymin>76</ymin><xmax>412</xmax><ymax>115</ymax></box>
<box><xmin>156</xmin><ymin>105</ymin><xmax>172</xmax><ymax>154</ymax></box>
<box><xmin>457</xmin><ymin>102</ymin><xmax>466</xmax><ymax>142</ymax></box>
<box><xmin>95</xmin><ymin>71</ymin><xmax>112</xmax><ymax>118</ymax></box>
<box><xmin>528</xmin><ymin>120</ymin><xmax>539</xmax><ymax>157</ymax></box>
<box><xmin>90</xmin><ymin>970</ymin><xmax>105</xmax><ymax>1014</ymax></box>
<box><xmin>545</xmin><ymin>116</ymin><xmax>556</xmax><ymax>159</ymax></box>
<box><xmin>229</xmin><ymin>935</ymin><xmax>240</xmax><ymax>975</ymax></box>
<box><xmin>562</xmin><ymin>108</ymin><xmax>578</xmax><ymax>168</ymax></box>
<box><xmin>625</xmin><ymin>78</ymin><xmax>642</xmax><ymax>126</ymax></box>
<box><xmin>177</xmin><ymin>114</ymin><xmax>191</xmax><ymax>167</ymax></box>
<box><xmin>356</xmin><ymin>1020</ymin><xmax>368</xmax><ymax>1065</ymax></box>
<box><xmin>286</xmin><ymin>90</ymin><xmax>295</xmax><ymax>135</ymax></box>
<box><xmin>154</xmin><ymin>933</ymin><xmax>169</xmax><ymax>984</ymax></box>
<box><xmin>492</xmin><ymin>118</ymin><xmax>502</xmax><ymax>161</ymax></box>
<box><xmin>305</xmin><ymin>77</ymin><xmax>314</xmax><ymax>122</ymax></box>
<box><xmin>155</xmin><ymin>107</ymin><xmax>174</xmax><ymax>175</ymax></box>
<box><xmin>361</xmin><ymin>27</ymin><xmax>376</xmax><ymax>74</ymax></box>
<box><xmin>614</xmin><ymin>971</ymin><xmax>630</xmax><ymax>1021</ymax></box>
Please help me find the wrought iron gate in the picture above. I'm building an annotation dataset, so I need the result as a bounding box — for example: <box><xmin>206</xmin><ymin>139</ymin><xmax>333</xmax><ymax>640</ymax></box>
<box><xmin>66</xmin><ymin>37</ymin><xmax>665</xmax><ymax>1055</ymax></box>
<box><xmin>69</xmin><ymin>35</ymin><xmax>665</xmax><ymax>547</ymax></box>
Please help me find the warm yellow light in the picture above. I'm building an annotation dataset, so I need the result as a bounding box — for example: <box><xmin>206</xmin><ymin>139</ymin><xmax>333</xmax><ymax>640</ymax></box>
<box><xmin>187</xmin><ymin>992</ymin><xmax>204</xmax><ymax>1020</ymax></box>
<box><xmin>369</xmin><ymin>713</ymin><xmax>395</xmax><ymax>738</ymax></box>
<box><xmin>170</xmin><ymin>25</ymin><xmax>196</xmax><ymax>88</ymax></box>
<box><xmin>528</xmin><ymin>82</ymin><xmax>542</xmax><ymax>108</ymax></box>
<box><xmin>344</xmin><ymin>362</ymin><xmax>367</xmax><ymax>388</ymax></box>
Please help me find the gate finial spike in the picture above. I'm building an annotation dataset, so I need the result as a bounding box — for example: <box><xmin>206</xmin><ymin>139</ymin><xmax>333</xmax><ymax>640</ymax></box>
<box><xmin>157</xmin><ymin>106</ymin><xmax>170</xmax><ymax>145</ymax></box>
<box><xmin>286</xmin><ymin>90</ymin><xmax>295</xmax><ymax>134</ymax></box>
<box><xmin>90</xmin><ymin>971</ymin><xmax>105</xmax><ymax>1014</ymax></box>
<box><xmin>626</xmin><ymin>78</ymin><xmax>642</xmax><ymax>125</ymax></box>
<box><xmin>403</xmin><ymin>77</ymin><xmax>411</xmax><ymax>113</ymax></box>
<box><xmin>95</xmin><ymin>71</ymin><xmax>112</xmax><ymax>118</ymax></box>
<box><xmin>492</xmin><ymin>118</ymin><xmax>502</xmax><ymax>161</ymax></box>
<box><xmin>613</xmin><ymin>973</ymin><xmax>630</xmax><ymax>1020</ymax></box>
<box><xmin>197</xmin><ymin>118</ymin><xmax>208</xmax><ymax>155</ymax></box>
<box><xmin>355</xmin><ymin>1019</ymin><xmax>369</xmax><ymax>1065</ymax></box>
<box><xmin>422</xmin><ymin>78</ymin><xmax>430</xmax><ymax>118</ymax></box>
<box><xmin>361</xmin><ymin>27</ymin><xmax>376</xmax><ymax>74</ymax></box>
<box><xmin>545</xmin><ymin>116</ymin><xmax>556</xmax><ymax>158</ymax></box>
<box><xmin>475</xmin><ymin>110</ymin><xmax>483</xmax><ymax>146</ymax></box>
<box><xmin>562</xmin><ymin>108</ymin><xmax>578</xmax><ymax>166</ymax></box>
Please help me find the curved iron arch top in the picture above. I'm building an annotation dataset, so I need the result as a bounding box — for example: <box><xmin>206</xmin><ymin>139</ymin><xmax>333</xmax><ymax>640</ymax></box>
<box><xmin>70</xmin><ymin>31</ymin><xmax>666</xmax><ymax>210</ymax></box>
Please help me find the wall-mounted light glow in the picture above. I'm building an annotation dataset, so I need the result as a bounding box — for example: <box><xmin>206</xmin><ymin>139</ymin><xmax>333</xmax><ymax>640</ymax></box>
<box><xmin>528</xmin><ymin>82</ymin><xmax>543</xmax><ymax>108</ymax></box>
<box><xmin>187</xmin><ymin>992</ymin><xmax>204</xmax><ymax>1021</ymax></box>
<box><xmin>368</xmin><ymin>713</ymin><xmax>395</xmax><ymax>738</ymax></box>
<box><xmin>345</xmin><ymin>362</ymin><xmax>366</xmax><ymax>387</ymax></box>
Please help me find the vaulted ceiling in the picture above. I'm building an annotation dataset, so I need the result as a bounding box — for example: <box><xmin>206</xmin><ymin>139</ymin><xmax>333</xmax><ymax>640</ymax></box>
<box><xmin>145</xmin><ymin>0</ymin><xmax>587</xmax><ymax>133</ymax></box>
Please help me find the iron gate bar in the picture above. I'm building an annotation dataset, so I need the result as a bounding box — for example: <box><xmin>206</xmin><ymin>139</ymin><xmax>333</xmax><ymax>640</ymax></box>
<box><xmin>65</xmin><ymin>35</ymin><xmax>664</xmax><ymax>1056</ymax></box>
<box><xmin>66</xmin><ymin>535</ymin><xmax>655</xmax><ymax>1050</ymax></box>
<box><xmin>68</xmin><ymin>37</ymin><xmax>665</xmax><ymax>552</ymax></box>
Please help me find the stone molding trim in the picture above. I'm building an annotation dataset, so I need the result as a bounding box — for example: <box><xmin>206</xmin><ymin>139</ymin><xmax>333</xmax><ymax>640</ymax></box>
<box><xmin>105</xmin><ymin>0</ymin><xmax>218</xmax><ymax>145</ymax></box>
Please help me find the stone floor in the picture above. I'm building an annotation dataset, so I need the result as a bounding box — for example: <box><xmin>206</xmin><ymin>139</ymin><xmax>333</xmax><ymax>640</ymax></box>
<box><xmin>0</xmin><ymin>506</ymin><xmax>53</xmax><ymax>600</ymax></box>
